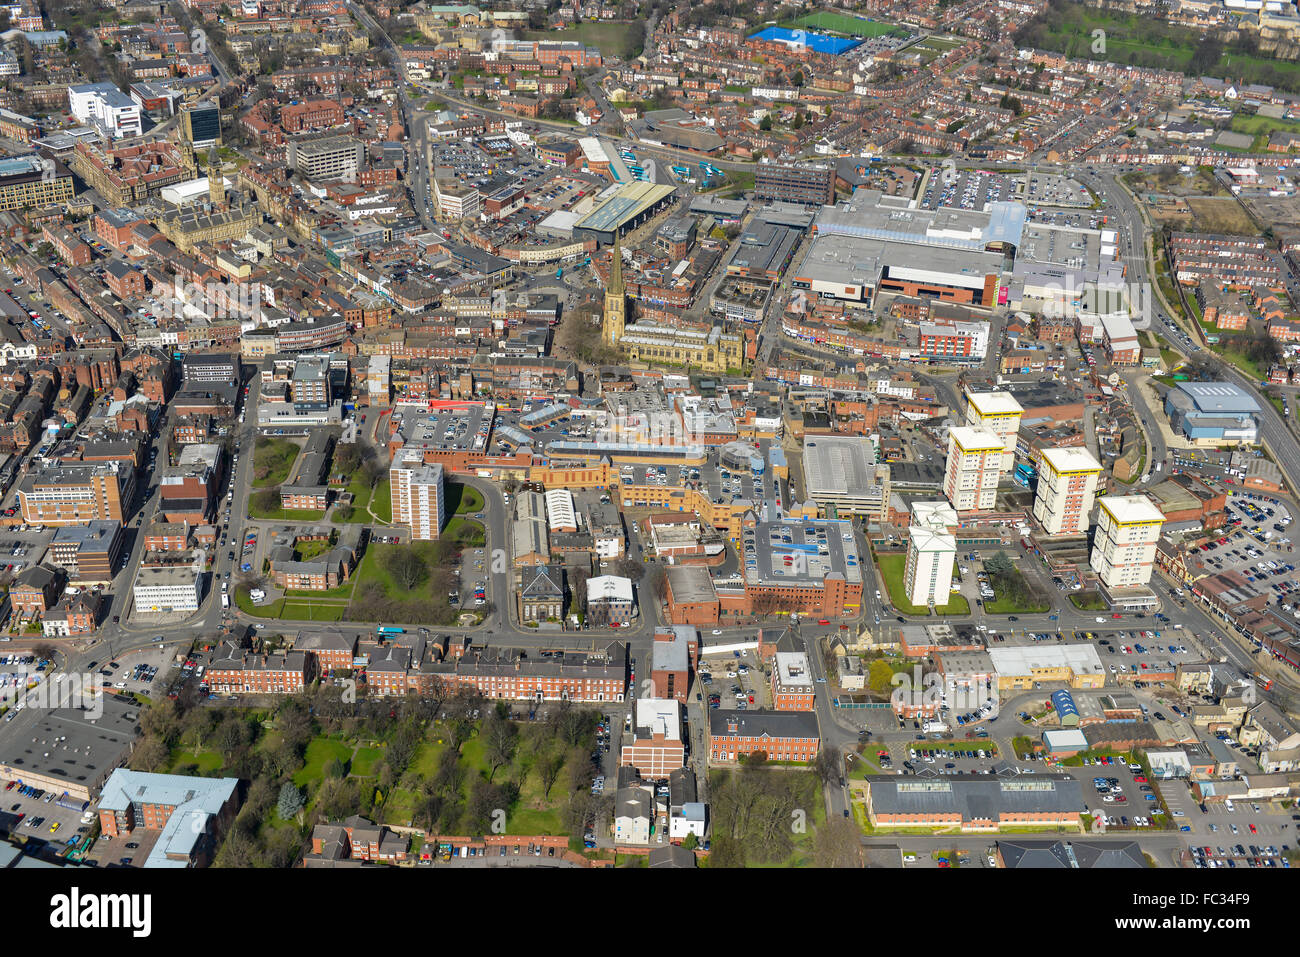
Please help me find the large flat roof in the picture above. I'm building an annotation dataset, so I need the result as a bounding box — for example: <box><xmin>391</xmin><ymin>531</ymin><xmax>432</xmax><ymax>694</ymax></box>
<box><xmin>1039</xmin><ymin>447</ymin><xmax>1102</xmax><ymax>474</ymax></box>
<box><xmin>1178</xmin><ymin>381</ymin><xmax>1261</xmax><ymax>414</ymax></box>
<box><xmin>573</xmin><ymin>181</ymin><xmax>675</xmax><ymax>233</ymax></box>
<box><xmin>803</xmin><ymin>435</ymin><xmax>879</xmax><ymax>498</ymax></box>
<box><xmin>949</xmin><ymin>426</ymin><xmax>1005</xmax><ymax>453</ymax></box>
<box><xmin>741</xmin><ymin>518</ymin><xmax>862</xmax><ymax>587</ymax></box>
<box><xmin>1098</xmin><ymin>495</ymin><xmax>1166</xmax><ymax>526</ymax></box>
<box><xmin>988</xmin><ymin>645</ymin><xmax>1104</xmax><ymax>676</ymax></box>
<box><xmin>867</xmin><ymin>772</ymin><xmax>1083</xmax><ymax>819</ymax></box>
<box><xmin>966</xmin><ymin>391</ymin><xmax>1024</xmax><ymax>417</ymax></box>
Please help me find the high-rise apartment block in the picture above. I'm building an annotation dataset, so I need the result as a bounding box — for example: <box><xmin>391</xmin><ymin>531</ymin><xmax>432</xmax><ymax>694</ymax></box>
<box><xmin>390</xmin><ymin>451</ymin><xmax>445</xmax><ymax>541</ymax></box>
<box><xmin>944</xmin><ymin>427</ymin><xmax>1006</xmax><ymax>511</ymax></box>
<box><xmin>963</xmin><ymin>390</ymin><xmax>1023</xmax><ymax>472</ymax></box>
<box><xmin>1033</xmin><ymin>447</ymin><xmax>1103</xmax><ymax>536</ymax></box>
<box><xmin>1089</xmin><ymin>496</ymin><xmax>1165</xmax><ymax>591</ymax></box>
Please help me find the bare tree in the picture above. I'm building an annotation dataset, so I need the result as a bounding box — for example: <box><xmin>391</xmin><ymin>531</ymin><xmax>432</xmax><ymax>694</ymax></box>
<box><xmin>383</xmin><ymin>547</ymin><xmax>429</xmax><ymax>591</ymax></box>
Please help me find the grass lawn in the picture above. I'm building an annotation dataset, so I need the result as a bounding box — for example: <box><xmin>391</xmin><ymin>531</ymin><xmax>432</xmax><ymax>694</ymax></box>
<box><xmin>294</xmin><ymin>736</ymin><xmax>352</xmax><ymax>787</ymax></box>
<box><xmin>983</xmin><ymin>564</ymin><xmax>1051</xmax><ymax>614</ymax></box>
<box><xmin>169</xmin><ymin>749</ymin><xmax>224</xmax><ymax>774</ymax></box>
<box><xmin>373</xmin><ymin>478</ymin><xmax>392</xmax><ymax>523</ymax></box>
<box><xmin>1230</xmin><ymin>112</ymin><xmax>1300</xmax><ymax>138</ymax></box>
<box><xmin>235</xmin><ymin>584</ymin><xmax>279</xmax><ymax>618</ymax></box>
<box><xmin>1213</xmin><ymin>343</ymin><xmax>1269</xmax><ymax>383</ymax></box>
<box><xmin>522</xmin><ymin>21</ymin><xmax>644</xmax><ymax>59</ymax></box>
<box><xmin>296</xmin><ymin>539</ymin><xmax>332</xmax><ymax>561</ymax></box>
<box><xmin>236</xmin><ymin>584</ymin><xmax>349</xmax><ymax>621</ymax></box>
<box><xmin>444</xmin><ymin>517</ymin><xmax>486</xmax><ymax>546</ymax></box>
<box><xmin>351</xmin><ymin>747</ymin><xmax>384</xmax><ymax>776</ymax></box>
<box><xmin>278</xmin><ymin>601</ymin><xmax>347</xmax><ymax>622</ymax></box>
<box><xmin>409</xmin><ymin>740</ymin><xmax>447</xmax><ymax>779</ymax></box>
<box><xmin>790</xmin><ymin>11</ymin><xmax>905</xmax><ymax>37</ymax></box>
<box><xmin>876</xmin><ymin>553</ymin><xmax>970</xmax><ymax>616</ymax></box>
<box><xmin>1069</xmin><ymin>591</ymin><xmax>1108</xmax><ymax>611</ymax></box>
<box><xmin>337</xmin><ymin>473</ymin><xmax>374</xmax><ymax>517</ymax></box>
<box><xmin>248</xmin><ymin>499</ymin><xmax>327</xmax><ymax>522</ymax></box>
<box><xmin>444</xmin><ymin>482</ymin><xmax>482</xmax><ymax>515</ymax></box>
<box><xmin>252</xmin><ymin>436</ymin><xmax>299</xmax><ymax>488</ymax></box>
<box><xmin>347</xmin><ymin>541</ymin><xmax>455</xmax><ymax>621</ymax></box>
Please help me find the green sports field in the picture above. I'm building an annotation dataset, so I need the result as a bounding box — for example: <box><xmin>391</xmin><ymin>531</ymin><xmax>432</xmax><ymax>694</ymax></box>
<box><xmin>791</xmin><ymin>12</ymin><xmax>906</xmax><ymax>38</ymax></box>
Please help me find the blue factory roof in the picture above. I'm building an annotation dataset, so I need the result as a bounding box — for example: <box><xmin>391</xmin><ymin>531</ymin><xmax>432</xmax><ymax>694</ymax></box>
<box><xmin>1177</xmin><ymin>381</ymin><xmax>1260</xmax><ymax>415</ymax></box>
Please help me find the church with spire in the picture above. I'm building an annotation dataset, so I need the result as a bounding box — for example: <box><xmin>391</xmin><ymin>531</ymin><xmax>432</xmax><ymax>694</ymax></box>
<box><xmin>598</xmin><ymin>235</ymin><xmax>743</xmax><ymax>374</ymax></box>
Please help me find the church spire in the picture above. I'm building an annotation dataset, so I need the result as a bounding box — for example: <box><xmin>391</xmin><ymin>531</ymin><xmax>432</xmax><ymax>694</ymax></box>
<box><xmin>602</xmin><ymin>235</ymin><xmax>626</xmax><ymax>348</ymax></box>
<box><xmin>608</xmin><ymin>233</ymin><xmax>624</xmax><ymax>297</ymax></box>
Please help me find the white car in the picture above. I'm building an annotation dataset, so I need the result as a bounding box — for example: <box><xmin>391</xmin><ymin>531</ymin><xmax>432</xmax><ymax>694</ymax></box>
<box><xmin>711</xmin><ymin>629</ymin><xmax>722</xmax><ymax>635</ymax></box>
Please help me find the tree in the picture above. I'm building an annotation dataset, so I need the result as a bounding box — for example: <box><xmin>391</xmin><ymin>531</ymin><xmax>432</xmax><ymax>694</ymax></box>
<box><xmin>278</xmin><ymin>782</ymin><xmax>305</xmax><ymax>822</ymax></box>
<box><xmin>814</xmin><ymin>746</ymin><xmax>841</xmax><ymax>787</ymax></box>
<box><xmin>709</xmin><ymin>832</ymin><xmax>746</xmax><ymax>867</ymax></box>
<box><xmin>569</xmin><ymin>567</ymin><xmax>589</xmax><ymax>615</ymax></box>
<box><xmin>31</xmin><ymin>642</ymin><xmax>58</xmax><ymax>662</ymax></box>
<box><xmin>814</xmin><ymin>817</ymin><xmax>863</xmax><ymax>867</ymax></box>
<box><xmin>252</xmin><ymin>487</ymin><xmax>280</xmax><ymax>515</ymax></box>
<box><xmin>322</xmin><ymin>757</ymin><xmax>348</xmax><ymax>779</ymax></box>
<box><xmin>384</xmin><ymin>547</ymin><xmax>429</xmax><ymax>591</ymax></box>
<box><xmin>867</xmin><ymin>660</ymin><xmax>896</xmax><ymax>698</ymax></box>
<box><xmin>615</xmin><ymin>557</ymin><xmax>645</xmax><ymax>581</ymax></box>
<box><xmin>759</xmin><ymin>114</ymin><xmax>773</xmax><ymax>131</ymax></box>
<box><xmin>130</xmin><ymin>736</ymin><xmax>171</xmax><ymax>772</ymax></box>
<box><xmin>482</xmin><ymin>707</ymin><xmax>518</xmax><ymax>782</ymax></box>
<box><xmin>539</xmin><ymin>748</ymin><xmax>566</xmax><ymax>799</ymax></box>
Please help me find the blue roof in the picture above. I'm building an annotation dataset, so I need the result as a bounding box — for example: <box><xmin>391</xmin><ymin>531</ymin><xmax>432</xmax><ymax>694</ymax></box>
<box><xmin>1051</xmin><ymin>689</ymin><xmax>1079</xmax><ymax>717</ymax></box>
<box><xmin>748</xmin><ymin>26</ymin><xmax>862</xmax><ymax>55</ymax></box>
<box><xmin>1178</xmin><ymin>381</ymin><xmax>1260</xmax><ymax>415</ymax></box>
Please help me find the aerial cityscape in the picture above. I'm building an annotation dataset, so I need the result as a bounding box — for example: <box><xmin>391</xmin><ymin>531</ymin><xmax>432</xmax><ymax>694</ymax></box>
<box><xmin>0</xmin><ymin>0</ymin><xmax>1296</xmax><ymax>893</ymax></box>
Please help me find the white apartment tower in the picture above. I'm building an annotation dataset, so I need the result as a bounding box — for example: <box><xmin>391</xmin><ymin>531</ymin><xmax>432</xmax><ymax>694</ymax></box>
<box><xmin>964</xmin><ymin>390</ymin><xmax>1023</xmax><ymax>471</ymax></box>
<box><xmin>1089</xmin><ymin>495</ymin><xmax>1166</xmax><ymax>591</ymax></box>
<box><xmin>904</xmin><ymin>523</ymin><xmax>957</xmax><ymax>607</ymax></box>
<box><xmin>390</xmin><ymin>451</ymin><xmax>445</xmax><ymax>541</ymax></box>
<box><xmin>944</xmin><ymin>426</ymin><xmax>1007</xmax><ymax>511</ymax></box>
<box><xmin>1033</xmin><ymin>447</ymin><xmax>1103</xmax><ymax>536</ymax></box>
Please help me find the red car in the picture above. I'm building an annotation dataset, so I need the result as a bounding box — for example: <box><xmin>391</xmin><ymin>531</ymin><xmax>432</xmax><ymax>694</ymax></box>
<box><xmin>1111</xmin><ymin>613</ymin><xmax>1122</xmax><ymax>619</ymax></box>
<box><xmin>817</xmin><ymin>618</ymin><xmax>829</xmax><ymax>625</ymax></box>
<box><xmin>1133</xmin><ymin>775</ymin><xmax>1148</xmax><ymax>783</ymax></box>
<box><xmin>1249</xmin><ymin>823</ymin><xmax>1257</xmax><ymax>834</ymax></box>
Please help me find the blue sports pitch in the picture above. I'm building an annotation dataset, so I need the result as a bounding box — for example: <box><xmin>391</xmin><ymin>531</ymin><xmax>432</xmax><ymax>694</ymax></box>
<box><xmin>748</xmin><ymin>26</ymin><xmax>862</xmax><ymax>55</ymax></box>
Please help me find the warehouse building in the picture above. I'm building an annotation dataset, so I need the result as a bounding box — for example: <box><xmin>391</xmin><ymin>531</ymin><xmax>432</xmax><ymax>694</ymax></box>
<box><xmin>791</xmin><ymin>189</ymin><xmax>1018</xmax><ymax>308</ymax></box>
<box><xmin>1164</xmin><ymin>381</ymin><xmax>1260</xmax><ymax>445</ymax></box>
<box><xmin>864</xmin><ymin>772</ymin><xmax>1085</xmax><ymax>830</ymax></box>
<box><xmin>572</xmin><ymin>181</ymin><xmax>677</xmax><ymax>245</ymax></box>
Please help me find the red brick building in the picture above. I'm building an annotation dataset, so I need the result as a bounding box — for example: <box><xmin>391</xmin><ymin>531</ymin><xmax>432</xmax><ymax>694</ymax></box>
<box><xmin>206</xmin><ymin>645</ymin><xmax>312</xmax><ymax>694</ymax></box>
<box><xmin>771</xmin><ymin>652</ymin><xmax>816</xmax><ymax>711</ymax></box>
<box><xmin>708</xmin><ymin>710</ymin><xmax>820</xmax><ymax>764</ymax></box>
<box><xmin>295</xmin><ymin>632</ymin><xmax>358</xmax><ymax>675</ymax></box>
<box><xmin>280</xmin><ymin>99</ymin><xmax>346</xmax><ymax>133</ymax></box>
<box><xmin>97</xmin><ymin>769</ymin><xmax>240</xmax><ymax>868</ymax></box>
<box><xmin>620</xmin><ymin>700</ymin><xmax>686</xmax><ymax>780</ymax></box>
